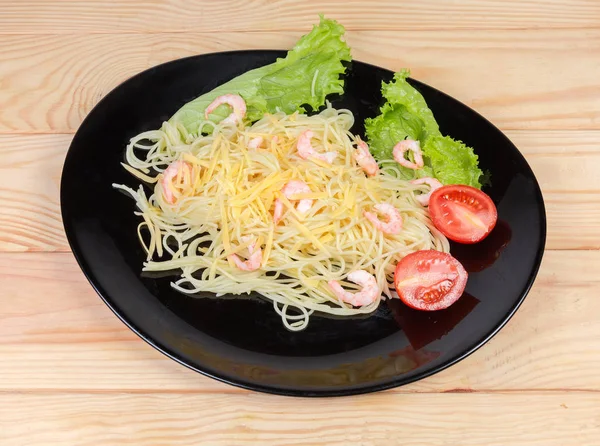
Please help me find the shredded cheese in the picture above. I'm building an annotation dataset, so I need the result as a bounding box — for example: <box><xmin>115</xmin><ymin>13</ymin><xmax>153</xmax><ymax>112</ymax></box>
<box><xmin>115</xmin><ymin>105</ymin><xmax>450</xmax><ymax>333</ymax></box>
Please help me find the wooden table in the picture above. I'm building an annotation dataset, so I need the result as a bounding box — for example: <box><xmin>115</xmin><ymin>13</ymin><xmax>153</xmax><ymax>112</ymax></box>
<box><xmin>2</xmin><ymin>1</ymin><xmax>599</xmax><ymax>444</ymax></box>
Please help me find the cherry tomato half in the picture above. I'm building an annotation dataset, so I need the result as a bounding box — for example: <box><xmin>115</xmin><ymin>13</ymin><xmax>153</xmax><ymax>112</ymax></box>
<box><xmin>394</xmin><ymin>250</ymin><xmax>467</xmax><ymax>311</ymax></box>
<box><xmin>429</xmin><ymin>185</ymin><xmax>498</xmax><ymax>244</ymax></box>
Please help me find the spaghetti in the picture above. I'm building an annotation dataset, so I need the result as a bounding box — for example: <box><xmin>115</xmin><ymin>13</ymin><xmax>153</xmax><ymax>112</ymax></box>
<box><xmin>113</xmin><ymin>105</ymin><xmax>449</xmax><ymax>330</ymax></box>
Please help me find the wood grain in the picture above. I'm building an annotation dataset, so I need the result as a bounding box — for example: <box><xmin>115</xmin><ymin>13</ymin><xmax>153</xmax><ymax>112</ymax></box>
<box><xmin>1</xmin><ymin>131</ymin><xmax>598</xmax><ymax>252</ymax></box>
<box><xmin>1</xmin><ymin>250</ymin><xmax>598</xmax><ymax>392</ymax></box>
<box><xmin>1</xmin><ymin>392</ymin><xmax>599</xmax><ymax>446</ymax></box>
<box><xmin>3</xmin><ymin>1</ymin><xmax>600</xmax><ymax>442</ymax></box>
<box><xmin>1</xmin><ymin>0</ymin><xmax>600</xmax><ymax>34</ymax></box>
<box><xmin>1</xmin><ymin>29</ymin><xmax>599</xmax><ymax>133</ymax></box>
<box><xmin>0</xmin><ymin>134</ymin><xmax>67</xmax><ymax>251</ymax></box>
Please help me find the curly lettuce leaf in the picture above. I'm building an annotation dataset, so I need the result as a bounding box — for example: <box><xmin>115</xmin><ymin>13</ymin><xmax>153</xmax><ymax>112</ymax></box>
<box><xmin>380</xmin><ymin>69</ymin><xmax>439</xmax><ymax>139</ymax></box>
<box><xmin>365</xmin><ymin>103</ymin><xmax>429</xmax><ymax>180</ymax></box>
<box><xmin>422</xmin><ymin>135</ymin><xmax>483</xmax><ymax>188</ymax></box>
<box><xmin>169</xmin><ymin>17</ymin><xmax>351</xmax><ymax>134</ymax></box>
<box><xmin>365</xmin><ymin>69</ymin><xmax>484</xmax><ymax>188</ymax></box>
<box><xmin>365</xmin><ymin>104</ymin><xmax>426</xmax><ymax>160</ymax></box>
<box><xmin>365</xmin><ymin>69</ymin><xmax>440</xmax><ymax>160</ymax></box>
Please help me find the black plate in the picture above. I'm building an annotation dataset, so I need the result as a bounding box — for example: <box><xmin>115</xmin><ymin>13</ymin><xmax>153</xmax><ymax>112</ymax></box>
<box><xmin>61</xmin><ymin>51</ymin><xmax>546</xmax><ymax>396</ymax></box>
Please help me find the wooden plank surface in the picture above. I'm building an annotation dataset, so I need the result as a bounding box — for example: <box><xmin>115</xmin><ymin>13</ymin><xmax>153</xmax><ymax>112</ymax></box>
<box><xmin>2</xmin><ymin>392</ymin><xmax>599</xmax><ymax>446</ymax></box>
<box><xmin>2</xmin><ymin>131</ymin><xmax>598</xmax><ymax>252</ymax></box>
<box><xmin>1</xmin><ymin>29</ymin><xmax>600</xmax><ymax>133</ymax></box>
<box><xmin>1</xmin><ymin>250</ymin><xmax>599</xmax><ymax>392</ymax></box>
<box><xmin>2</xmin><ymin>0</ymin><xmax>600</xmax><ymax>34</ymax></box>
<box><xmin>0</xmin><ymin>134</ymin><xmax>66</xmax><ymax>252</ymax></box>
<box><xmin>3</xmin><ymin>1</ymin><xmax>600</xmax><ymax>443</ymax></box>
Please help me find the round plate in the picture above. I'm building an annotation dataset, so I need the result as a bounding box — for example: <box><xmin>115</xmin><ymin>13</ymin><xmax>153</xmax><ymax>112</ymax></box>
<box><xmin>61</xmin><ymin>51</ymin><xmax>546</xmax><ymax>396</ymax></box>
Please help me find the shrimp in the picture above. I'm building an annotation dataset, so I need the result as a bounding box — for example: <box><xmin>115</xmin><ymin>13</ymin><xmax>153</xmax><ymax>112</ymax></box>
<box><xmin>204</xmin><ymin>94</ymin><xmax>246</xmax><ymax>125</ymax></box>
<box><xmin>363</xmin><ymin>203</ymin><xmax>403</xmax><ymax>234</ymax></box>
<box><xmin>328</xmin><ymin>270</ymin><xmax>380</xmax><ymax>307</ymax></box>
<box><xmin>247</xmin><ymin>135</ymin><xmax>278</xmax><ymax>150</ymax></box>
<box><xmin>228</xmin><ymin>236</ymin><xmax>262</xmax><ymax>272</ymax></box>
<box><xmin>393</xmin><ymin>139</ymin><xmax>424</xmax><ymax>170</ymax></box>
<box><xmin>161</xmin><ymin>160</ymin><xmax>193</xmax><ymax>204</ymax></box>
<box><xmin>353</xmin><ymin>140</ymin><xmax>379</xmax><ymax>176</ymax></box>
<box><xmin>247</xmin><ymin>137</ymin><xmax>264</xmax><ymax>149</ymax></box>
<box><xmin>297</xmin><ymin>130</ymin><xmax>337</xmax><ymax>164</ymax></box>
<box><xmin>273</xmin><ymin>180</ymin><xmax>313</xmax><ymax>224</ymax></box>
<box><xmin>410</xmin><ymin>177</ymin><xmax>443</xmax><ymax>206</ymax></box>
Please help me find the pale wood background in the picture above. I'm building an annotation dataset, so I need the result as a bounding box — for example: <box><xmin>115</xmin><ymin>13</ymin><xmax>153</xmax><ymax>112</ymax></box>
<box><xmin>1</xmin><ymin>1</ymin><xmax>599</xmax><ymax>444</ymax></box>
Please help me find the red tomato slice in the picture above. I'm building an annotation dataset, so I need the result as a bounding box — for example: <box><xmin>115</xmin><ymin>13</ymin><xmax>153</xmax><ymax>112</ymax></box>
<box><xmin>429</xmin><ymin>185</ymin><xmax>498</xmax><ymax>244</ymax></box>
<box><xmin>394</xmin><ymin>250</ymin><xmax>467</xmax><ymax>311</ymax></box>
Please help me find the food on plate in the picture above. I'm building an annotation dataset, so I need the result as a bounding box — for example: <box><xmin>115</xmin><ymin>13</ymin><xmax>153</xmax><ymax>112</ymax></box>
<box><xmin>169</xmin><ymin>16</ymin><xmax>351</xmax><ymax>134</ymax></box>
<box><xmin>114</xmin><ymin>103</ymin><xmax>449</xmax><ymax>331</ymax></box>
<box><xmin>114</xmin><ymin>17</ymin><xmax>502</xmax><ymax>331</ymax></box>
<box><xmin>428</xmin><ymin>185</ymin><xmax>498</xmax><ymax>244</ymax></box>
<box><xmin>365</xmin><ymin>70</ymin><xmax>483</xmax><ymax>188</ymax></box>
<box><xmin>393</xmin><ymin>250</ymin><xmax>468</xmax><ymax>311</ymax></box>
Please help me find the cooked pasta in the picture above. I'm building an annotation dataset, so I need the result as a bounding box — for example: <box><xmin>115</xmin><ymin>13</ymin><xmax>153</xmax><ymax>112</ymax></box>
<box><xmin>113</xmin><ymin>104</ymin><xmax>449</xmax><ymax>330</ymax></box>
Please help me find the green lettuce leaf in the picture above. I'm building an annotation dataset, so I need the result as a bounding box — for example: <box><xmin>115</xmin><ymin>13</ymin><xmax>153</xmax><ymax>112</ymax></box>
<box><xmin>365</xmin><ymin>103</ymin><xmax>430</xmax><ymax>180</ymax></box>
<box><xmin>380</xmin><ymin>69</ymin><xmax>440</xmax><ymax>139</ymax></box>
<box><xmin>365</xmin><ymin>69</ymin><xmax>440</xmax><ymax>161</ymax></box>
<box><xmin>364</xmin><ymin>103</ymin><xmax>427</xmax><ymax>161</ymax></box>
<box><xmin>169</xmin><ymin>16</ymin><xmax>351</xmax><ymax>134</ymax></box>
<box><xmin>365</xmin><ymin>69</ymin><xmax>484</xmax><ymax>188</ymax></box>
<box><xmin>422</xmin><ymin>135</ymin><xmax>483</xmax><ymax>188</ymax></box>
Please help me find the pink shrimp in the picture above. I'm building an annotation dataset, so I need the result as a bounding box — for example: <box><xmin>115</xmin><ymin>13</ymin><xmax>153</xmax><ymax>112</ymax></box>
<box><xmin>247</xmin><ymin>135</ymin><xmax>278</xmax><ymax>150</ymax></box>
<box><xmin>393</xmin><ymin>139</ymin><xmax>424</xmax><ymax>170</ymax></box>
<box><xmin>273</xmin><ymin>180</ymin><xmax>313</xmax><ymax>224</ymax></box>
<box><xmin>161</xmin><ymin>161</ymin><xmax>193</xmax><ymax>204</ymax></box>
<box><xmin>363</xmin><ymin>203</ymin><xmax>403</xmax><ymax>235</ymax></box>
<box><xmin>353</xmin><ymin>140</ymin><xmax>379</xmax><ymax>176</ymax></box>
<box><xmin>410</xmin><ymin>177</ymin><xmax>443</xmax><ymax>206</ymax></box>
<box><xmin>248</xmin><ymin>137</ymin><xmax>264</xmax><ymax>149</ymax></box>
<box><xmin>204</xmin><ymin>94</ymin><xmax>246</xmax><ymax>125</ymax></box>
<box><xmin>297</xmin><ymin>130</ymin><xmax>337</xmax><ymax>164</ymax></box>
<box><xmin>328</xmin><ymin>270</ymin><xmax>380</xmax><ymax>307</ymax></box>
<box><xmin>228</xmin><ymin>236</ymin><xmax>262</xmax><ymax>272</ymax></box>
